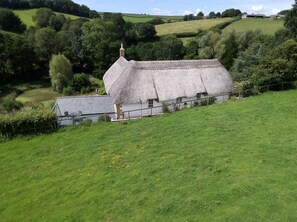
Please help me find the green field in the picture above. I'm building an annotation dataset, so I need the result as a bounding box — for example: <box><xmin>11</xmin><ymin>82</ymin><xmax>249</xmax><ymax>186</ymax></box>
<box><xmin>13</xmin><ymin>9</ymin><xmax>81</xmax><ymax>27</ymax></box>
<box><xmin>1</xmin><ymin>90</ymin><xmax>297</xmax><ymax>221</ymax></box>
<box><xmin>224</xmin><ymin>18</ymin><xmax>284</xmax><ymax>35</ymax></box>
<box><xmin>156</xmin><ymin>18</ymin><xmax>232</xmax><ymax>35</ymax></box>
<box><xmin>16</xmin><ymin>87</ymin><xmax>61</xmax><ymax>105</ymax></box>
<box><xmin>123</xmin><ymin>14</ymin><xmax>182</xmax><ymax>23</ymax></box>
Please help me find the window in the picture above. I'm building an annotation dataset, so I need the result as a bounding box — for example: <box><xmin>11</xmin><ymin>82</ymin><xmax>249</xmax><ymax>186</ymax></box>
<box><xmin>196</xmin><ymin>93</ymin><xmax>201</xmax><ymax>99</ymax></box>
<box><xmin>148</xmin><ymin>99</ymin><xmax>153</xmax><ymax>108</ymax></box>
<box><xmin>176</xmin><ymin>97</ymin><xmax>182</xmax><ymax>104</ymax></box>
<box><xmin>202</xmin><ymin>92</ymin><xmax>208</xmax><ymax>96</ymax></box>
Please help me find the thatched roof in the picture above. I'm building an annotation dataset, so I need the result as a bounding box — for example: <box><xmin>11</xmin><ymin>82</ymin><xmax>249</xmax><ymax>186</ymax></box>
<box><xmin>103</xmin><ymin>57</ymin><xmax>233</xmax><ymax>104</ymax></box>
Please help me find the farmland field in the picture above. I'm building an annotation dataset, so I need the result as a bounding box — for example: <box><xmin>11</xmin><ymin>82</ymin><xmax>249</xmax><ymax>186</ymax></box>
<box><xmin>223</xmin><ymin>18</ymin><xmax>284</xmax><ymax>35</ymax></box>
<box><xmin>13</xmin><ymin>9</ymin><xmax>81</xmax><ymax>27</ymax></box>
<box><xmin>156</xmin><ymin>18</ymin><xmax>232</xmax><ymax>35</ymax></box>
<box><xmin>123</xmin><ymin>14</ymin><xmax>182</xmax><ymax>23</ymax></box>
<box><xmin>1</xmin><ymin>90</ymin><xmax>297</xmax><ymax>221</ymax></box>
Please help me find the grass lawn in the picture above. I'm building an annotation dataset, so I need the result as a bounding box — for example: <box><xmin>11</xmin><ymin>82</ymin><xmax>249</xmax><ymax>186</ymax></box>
<box><xmin>14</xmin><ymin>9</ymin><xmax>81</xmax><ymax>27</ymax></box>
<box><xmin>16</xmin><ymin>87</ymin><xmax>61</xmax><ymax>104</ymax></box>
<box><xmin>1</xmin><ymin>90</ymin><xmax>297</xmax><ymax>221</ymax></box>
<box><xmin>156</xmin><ymin>18</ymin><xmax>232</xmax><ymax>36</ymax></box>
<box><xmin>223</xmin><ymin>18</ymin><xmax>284</xmax><ymax>35</ymax></box>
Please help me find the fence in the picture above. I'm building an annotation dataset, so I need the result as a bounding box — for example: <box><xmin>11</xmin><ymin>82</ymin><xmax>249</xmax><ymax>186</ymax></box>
<box><xmin>237</xmin><ymin>81</ymin><xmax>297</xmax><ymax>98</ymax></box>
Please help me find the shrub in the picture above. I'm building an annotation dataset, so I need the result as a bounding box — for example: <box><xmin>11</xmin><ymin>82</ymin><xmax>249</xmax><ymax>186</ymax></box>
<box><xmin>80</xmin><ymin>86</ymin><xmax>90</xmax><ymax>94</ymax></box>
<box><xmin>2</xmin><ymin>98</ymin><xmax>23</xmax><ymax>113</ymax></box>
<box><xmin>162</xmin><ymin>103</ymin><xmax>170</xmax><ymax>113</ymax></box>
<box><xmin>0</xmin><ymin>107</ymin><xmax>57</xmax><ymax>137</ymax></box>
<box><xmin>80</xmin><ymin>119</ymin><xmax>93</xmax><ymax>127</ymax></box>
<box><xmin>71</xmin><ymin>73</ymin><xmax>91</xmax><ymax>92</ymax></box>
<box><xmin>98</xmin><ymin>114</ymin><xmax>111</xmax><ymax>123</ymax></box>
<box><xmin>63</xmin><ymin>86</ymin><xmax>74</xmax><ymax>96</ymax></box>
<box><xmin>173</xmin><ymin>103</ymin><xmax>180</xmax><ymax>111</ymax></box>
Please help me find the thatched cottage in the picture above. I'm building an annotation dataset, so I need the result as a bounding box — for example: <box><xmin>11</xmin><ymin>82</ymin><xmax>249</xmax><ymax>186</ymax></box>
<box><xmin>103</xmin><ymin>45</ymin><xmax>233</xmax><ymax>119</ymax></box>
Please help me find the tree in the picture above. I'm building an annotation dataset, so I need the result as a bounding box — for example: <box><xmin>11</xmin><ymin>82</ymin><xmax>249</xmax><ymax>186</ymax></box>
<box><xmin>34</xmin><ymin>27</ymin><xmax>57</xmax><ymax>63</ymax></box>
<box><xmin>198</xmin><ymin>31</ymin><xmax>220</xmax><ymax>59</ymax></box>
<box><xmin>250</xmin><ymin>39</ymin><xmax>297</xmax><ymax>86</ymax></box>
<box><xmin>136</xmin><ymin>23</ymin><xmax>156</xmax><ymax>40</ymax></box>
<box><xmin>33</xmin><ymin>8</ymin><xmax>55</xmax><ymax>28</ymax></box>
<box><xmin>49</xmin><ymin>54</ymin><xmax>73</xmax><ymax>92</ymax></box>
<box><xmin>154</xmin><ymin>35</ymin><xmax>185</xmax><ymax>60</ymax></box>
<box><xmin>221</xmin><ymin>8</ymin><xmax>242</xmax><ymax>18</ymax></box>
<box><xmin>197</xmin><ymin>11</ymin><xmax>204</xmax><ymax>20</ymax></box>
<box><xmin>0</xmin><ymin>33</ymin><xmax>36</xmax><ymax>83</ymax></box>
<box><xmin>284</xmin><ymin>0</ymin><xmax>297</xmax><ymax>37</ymax></box>
<box><xmin>215</xmin><ymin>31</ymin><xmax>238</xmax><ymax>69</ymax></box>
<box><xmin>49</xmin><ymin>14</ymin><xmax>66</xmax><ymax>31</ymax></box>
<box><xmin>208</xmin><ymin>11</ymin><xmax>216</xmax><ymax>19</ymax></box>
<box><xmin>0</xmin><ymin>8</ymin><xmax>26</xmax><ymax>33</ymax></box>
<box><xmin>231</xmin><ymin>42</ymin><xmax>268</xmax><ymax>81</ymax></box>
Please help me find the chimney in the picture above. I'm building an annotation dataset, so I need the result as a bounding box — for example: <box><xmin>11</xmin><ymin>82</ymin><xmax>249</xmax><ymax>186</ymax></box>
<box><xmin>119</xmin><ymin>43</ymin><xmax>125</xmax><ymax>57</ymax></box>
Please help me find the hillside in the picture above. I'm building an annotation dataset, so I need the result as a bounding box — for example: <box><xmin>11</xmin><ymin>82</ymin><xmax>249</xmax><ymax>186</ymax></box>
<box><xmin>13</xmin><ymin>9</ymin><xmax>81</xmax><ymax>27</ymax></box>
<box><xmin>1</xmin><ymin>90</ymin><xmax>297</xmax><ymax>221</ymax></box>
<box><xmin>155</xmin><ymin>18</ymin><xmax>233</xmax><ymax>35</ymax></box>
<box><xmin>223</xmin><ymin>18</ymin><xmax>284</xmax><ymax>35</ymax></box>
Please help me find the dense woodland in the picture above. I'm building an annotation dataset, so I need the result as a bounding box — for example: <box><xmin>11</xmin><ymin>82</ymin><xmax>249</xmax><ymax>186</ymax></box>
<box><xmin>0</xmin><ymin>1</ymin><xmax>297</xmax><ymax>108</ymax></box>
<box><xmin>0</xmin><ymin>0</ymin><xmax>99</xmax><ymax>18</ymax></box>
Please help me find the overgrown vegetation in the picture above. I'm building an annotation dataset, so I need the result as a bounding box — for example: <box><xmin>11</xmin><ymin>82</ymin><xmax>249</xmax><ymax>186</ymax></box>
<box><xmin>0</xmin><ymin>105</ymin><xmax>57</xmax><ymax>137</ymax></box>
<box><xmin>0</xmin><ymin>90</ymin><xmax>297</xmax><ymax>220</ymax></box>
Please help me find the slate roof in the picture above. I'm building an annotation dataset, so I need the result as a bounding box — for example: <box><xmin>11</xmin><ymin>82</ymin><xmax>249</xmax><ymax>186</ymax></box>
<box><xmin>103</xmin><ymin>57</ymin><xmax>233</xmax><ymax>104</ymax></box>
<box><xmin>53</xmin><ymin>95</ymin><xmax>114</xmax><ymax>116</ymax></box>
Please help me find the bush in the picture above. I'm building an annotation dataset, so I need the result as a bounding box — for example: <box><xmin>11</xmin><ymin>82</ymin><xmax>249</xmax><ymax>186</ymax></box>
<box><xmin>2</xmin><ymin>98</ymin><xmax>23</xmax><ymax>113</ymax></box>
<box><xmin>63</xmin><ymin>86</ymin><xmax>74</xmax><ymax>96</ymax></box>
<box><xmin>98</xmin><ymin>114</ymin><xmax>111</xmax><ymax>123</ymax></box>
<box><xmin>0</xmin><ymin>107</ymin><xmax>57</xmax><ymax>137</ymax></box>
<box><xmin>80</xmin><ymin>119</ymin><xmax>93</xmax><ymax>127</ymax></box>
<box><xmin>162</xmin><ymin>103</ymin><xmax>170</xmax><ymax>113</ymax></box>
<box><xmin>80</xmin><ymin>86</ymin><xmax>90</xmax><ymax>94</ymax></box>
<box><xmin>71</xmin><ymin>73</ymin><xmax>91</xmax><ymax>92</ymax></box>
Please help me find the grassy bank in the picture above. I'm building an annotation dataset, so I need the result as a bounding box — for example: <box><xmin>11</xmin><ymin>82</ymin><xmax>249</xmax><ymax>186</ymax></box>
<box><xmin>1</xmin><ymin>90</ymin><xmax>297</xmax><ymax>221</ymax></box>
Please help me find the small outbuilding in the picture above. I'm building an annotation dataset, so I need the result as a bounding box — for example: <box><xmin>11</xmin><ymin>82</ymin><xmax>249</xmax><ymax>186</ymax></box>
<box><xmin>53</xmin><ymin>95</ymin><xmax>115</xmax><ymax>125</ymax></box>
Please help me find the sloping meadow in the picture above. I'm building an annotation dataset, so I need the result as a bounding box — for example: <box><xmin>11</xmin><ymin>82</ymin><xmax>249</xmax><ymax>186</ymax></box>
<box><xmin>0</xmin><ymin>90</ymin><xmax>297</xmax><ymax>221</ymax></box>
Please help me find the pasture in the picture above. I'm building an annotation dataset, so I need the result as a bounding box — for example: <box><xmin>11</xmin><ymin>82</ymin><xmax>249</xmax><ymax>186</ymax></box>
<box><xmin>223</xmin><ymin>18</ymin><xmax>284</xmax><ymax>35</ymax></box>
<box><xmin>1</xmin><ymin>90</ymin><xmax>297</xmax><ymax>221</ymax></box>
<box><xmin>13</xmin><ymin>9</ymin><xmax>81</xmax><ymax>27</ymax></box>
<box><xmin>123</xmin><ymin>14</ymin><xmax>182</xmax><ymax>23</ymax></box>
<box><xmin>156</xmin><ymin>18</ymin><xmax>232</xmax><ymax>35</ymax></box>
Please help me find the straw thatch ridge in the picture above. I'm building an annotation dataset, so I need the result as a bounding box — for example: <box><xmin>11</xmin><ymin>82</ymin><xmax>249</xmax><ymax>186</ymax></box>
<box><xmin>103</xmin><ymin>57</ymin><xmax>233</xmax><ymax>104</ymax></box>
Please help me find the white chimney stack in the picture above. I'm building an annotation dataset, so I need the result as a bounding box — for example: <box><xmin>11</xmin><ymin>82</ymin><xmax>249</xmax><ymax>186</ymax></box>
<box><xmin>120</xmin><ymin>43</ymin><xmax>125</xmax><ymax>57</ymax></box>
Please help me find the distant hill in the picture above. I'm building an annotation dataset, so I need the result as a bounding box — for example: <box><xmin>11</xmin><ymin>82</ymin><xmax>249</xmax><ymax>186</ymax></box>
<box><xmin>13</xmin><ymin>9</ymin><xmax>82</xmax><ymax>27</ymax></box>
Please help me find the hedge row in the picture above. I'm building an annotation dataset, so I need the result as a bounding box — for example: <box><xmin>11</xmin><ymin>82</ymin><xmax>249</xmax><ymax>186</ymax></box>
<box><xmin>209</xmin><ymin>18</ymin><xmax>241</xmax><ymax>32</ymax></box>
<box><xmin>0</xmin><ymin>107</ymin><xmax>58</xmax><ymax>137</ymax></box>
